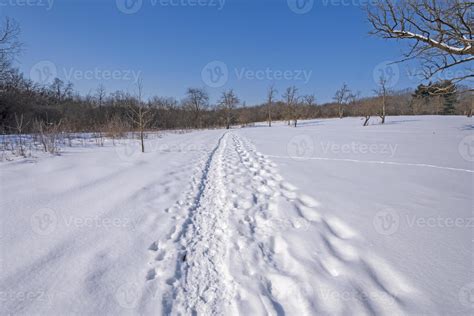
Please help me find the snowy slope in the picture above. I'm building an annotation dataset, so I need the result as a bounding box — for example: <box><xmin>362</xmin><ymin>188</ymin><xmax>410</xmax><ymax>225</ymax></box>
<box><xmin>0</xmin><ymin>116</ymin><xmax>473</xmax><ymax>315</ymax></box>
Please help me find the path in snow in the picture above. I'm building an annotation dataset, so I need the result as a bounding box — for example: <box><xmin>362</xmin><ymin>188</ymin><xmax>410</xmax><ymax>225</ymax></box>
<box><xmin>144</xmin><ymin>132</ymin><xmax>432</xmax><ymax>315</ymax></box>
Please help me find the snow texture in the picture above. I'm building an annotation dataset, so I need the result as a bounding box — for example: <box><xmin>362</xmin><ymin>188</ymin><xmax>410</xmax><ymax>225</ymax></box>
<box><xmin>0</xmin><ymin>116</ymin><xmax>472</xmax><ymax>315</ymax></box>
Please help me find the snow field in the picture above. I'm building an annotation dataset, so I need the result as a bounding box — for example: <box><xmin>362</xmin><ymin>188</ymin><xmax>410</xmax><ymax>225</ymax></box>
<box><xmin>1</xmin><ymin>116</ymin><xmax>473</xmax><ymax>315</ymax></box>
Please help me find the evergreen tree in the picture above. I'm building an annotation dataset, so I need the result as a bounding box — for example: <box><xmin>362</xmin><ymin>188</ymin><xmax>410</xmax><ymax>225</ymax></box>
<box><xmin>412</xmin><ymin>81</ymin><xmax>457</xmax><ymax>115</ymax></box>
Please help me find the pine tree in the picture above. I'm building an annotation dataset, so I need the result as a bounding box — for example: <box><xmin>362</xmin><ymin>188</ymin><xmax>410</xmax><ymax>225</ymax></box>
<box><xmin>412</xmin><ymin>81</ymin><xmax>457</xmax><ymax>115</ymax></box>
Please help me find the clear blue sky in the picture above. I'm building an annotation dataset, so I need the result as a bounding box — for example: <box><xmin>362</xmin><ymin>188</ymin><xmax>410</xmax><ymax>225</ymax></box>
<box><xmin>1</xmin><ymin>0</ymin><xmax>421</xmax><ymax>104</ymax></box>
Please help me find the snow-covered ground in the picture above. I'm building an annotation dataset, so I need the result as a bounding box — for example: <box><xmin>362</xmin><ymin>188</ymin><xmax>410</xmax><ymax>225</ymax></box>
<box><xmin>0</xmin><ymin>116</ymin><xmax>473</xmax><ymax>315</ymax></box>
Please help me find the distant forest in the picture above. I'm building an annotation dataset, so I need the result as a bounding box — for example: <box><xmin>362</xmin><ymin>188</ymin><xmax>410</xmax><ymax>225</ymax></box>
<box><xmin>1</xmin><ymin>67</ymin><xmax>472</xmax><ymax>135</ymax></box>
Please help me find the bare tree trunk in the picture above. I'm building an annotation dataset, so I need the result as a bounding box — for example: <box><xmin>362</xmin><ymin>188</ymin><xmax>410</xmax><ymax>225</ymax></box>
<box><xmin>283</xmin><ymin>86</ymin><xmax>298</xmax><ymax>127</ymax></box>
<box><xmin>376</xmin><ymin>75</ymin><xmax>388</xmax><ymax>124</ymax></box>
<box><xmin>14</xmin><ymin>113</ymin><xmax>26</xmax><ymax>156</ymax></box>
<box><xmin>434</xmin><ymin>96</ymin><xmax>440</xmax><ymax>115</ymax></box>
<box><xmin>293</xmin><ymin>102</ymin><xmax>298</xmax><ymax>127</ymax></box>
<box><xmin>140</xmin><ymin>129</ymin><xmax>144</xmax><ymax>153</ymax></box>
<box><xmin>218</xmin><ymin>89</ymin><xmax>239</xmax><ymax>130</ymax></box>
<box><xmin>380</xmin><ymin>94</ymin><xmax>386</xmax><ymax>124</ymax></box>
<box><xmin>128</xmin><ymin>78</ymin><xmax>152</xmax><ymax>154</ymax></box>
<box><xmin>267</xmin><ymin>85</ymin><xmax>276</xmax><ymax>127</ymax></box>
<box><xmin>363</xmin><ymin>115</ymin><xmax>371</xmax><ymax>126</ymax></box>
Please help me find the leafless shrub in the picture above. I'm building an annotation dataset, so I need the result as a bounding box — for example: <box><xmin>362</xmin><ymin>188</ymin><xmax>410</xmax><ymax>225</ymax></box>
<box><xmin>34</xmin><ymin>119</ymin><xmax>62</xmax><ymax>154</ymax></box>
<box><xmin>106</xmin><ymin>114</ymin><xmax>128</xmax><ymax>145</ymax></box>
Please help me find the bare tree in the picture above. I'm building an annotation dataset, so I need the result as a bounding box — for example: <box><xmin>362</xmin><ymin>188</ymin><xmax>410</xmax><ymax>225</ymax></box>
<box><xmin>185</xmin><ymin>88</ymin><xmax>209</xmax><ymax>128</ymax></box>
<box><xmin>95</xmin><ymin>84</ymin><xmax>106</xmax><ymax>107</ymax></box>
<box><xmin>374</xmin><ymin>74</ymin><xmax>390</xmax><ymax>124</ymax></box>
<box><xmin>0</xmin><ymin>17</ymin><xmax>22</xmax><ymax>81</ymax></box>
<box><xmin>367</xmin><ymin>0</ymin><xmax>473</xmax><ymax>89</ymax></box>
<box><xmin>219</xmin><ymin>89</ymin><xmax>239</xmax><ymax>129</ymax></box>
<box><xmin>266</xmin><ymin>85</ymin><xmax>277</xmax><ymax>127</ymax></box>
<box><xmin>14</xmin><ymin>113</ymin><xmax>29</xmax><ymax>156</ymax></box>
<box><xmin>282</xmin><ymin>86</ymin><xmax>299</xmax><ymax>127</ymax></box>
<box><xmin>303</xmin><ymin>94</ymin><xmax>316</xmax><ymax>107</ymax></box>
<box><xmin>50</xmin><ymin>78</ymin><xmax>73</xmax><ymax>103</ymax></box>
<box><xmin>333</xmin><ymin>83</ymin><xmax>352</xmax><ymax>119</ymax></box>
<box><xmin>301</xmin><ymin>94</ymin><xmax>317</xmax><ymax>119</ymax></box>
<box><xmin>128</xmin><ymin>78</ymin><xmax>153</xmax><ymax>153</ymax></box>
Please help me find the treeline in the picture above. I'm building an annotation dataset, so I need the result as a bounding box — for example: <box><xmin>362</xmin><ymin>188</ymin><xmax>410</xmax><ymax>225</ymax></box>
<box><xmin>1</xmin><ymin>66</ymin><xmax>472</xmax><ymax>136</ymax></box>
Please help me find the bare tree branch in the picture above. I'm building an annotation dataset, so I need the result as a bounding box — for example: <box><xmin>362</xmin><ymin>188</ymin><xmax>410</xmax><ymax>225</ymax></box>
<box><xmin>367</xmin><ymin>0</ymin><xmax>473</xmax><ymax>86</ymax></box>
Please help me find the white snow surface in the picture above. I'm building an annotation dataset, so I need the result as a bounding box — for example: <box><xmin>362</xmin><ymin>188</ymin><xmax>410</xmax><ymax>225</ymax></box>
<box><xmin>0</xmin><ymin>116</ymin><xmax>473</xmax><ymax>315</ymax></box>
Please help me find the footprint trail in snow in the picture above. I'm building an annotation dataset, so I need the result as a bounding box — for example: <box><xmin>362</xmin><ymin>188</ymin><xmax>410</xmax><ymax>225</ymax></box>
<box><xmin>146</xmin><ymin>132</ymin><xmax>431</xmax><ymax>315</ymax></box>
